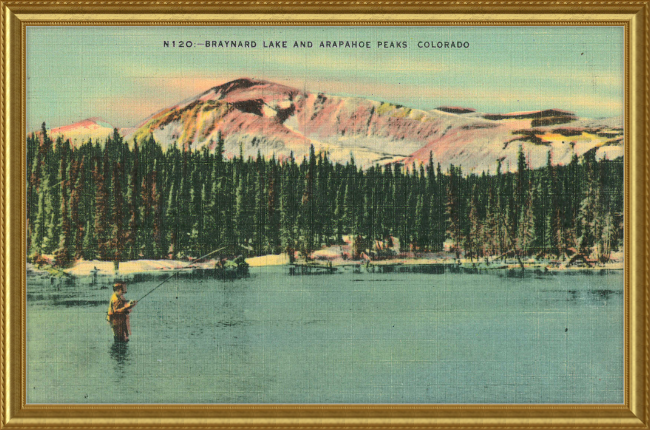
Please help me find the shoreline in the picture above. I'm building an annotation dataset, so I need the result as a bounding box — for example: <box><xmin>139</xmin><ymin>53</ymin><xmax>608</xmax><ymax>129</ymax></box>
<box><xmin>26</xmin><ymin>254</ymin><xmax>624</xmax><ymax>278</ymax></box>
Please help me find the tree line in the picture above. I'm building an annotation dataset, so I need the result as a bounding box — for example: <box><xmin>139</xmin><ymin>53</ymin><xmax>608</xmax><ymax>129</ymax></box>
<box><xmin>26</xmin><ymin>123</ymin><xmax>624</xmax><ymax>267</ymax></box>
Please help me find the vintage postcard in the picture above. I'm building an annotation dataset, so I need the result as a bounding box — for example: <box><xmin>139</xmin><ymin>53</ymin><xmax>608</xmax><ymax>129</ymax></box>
<box><xmin>25</xmin><ymin>25</ymin><xmax>624</xmax><ymax>404</ymax></box>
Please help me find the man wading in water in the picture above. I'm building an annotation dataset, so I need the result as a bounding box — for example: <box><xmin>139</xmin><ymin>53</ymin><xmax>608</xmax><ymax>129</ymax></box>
<box><xmin>107</xmin><ymin>282</ymin><xmax>137</xmax><ymax>342</ymax></box>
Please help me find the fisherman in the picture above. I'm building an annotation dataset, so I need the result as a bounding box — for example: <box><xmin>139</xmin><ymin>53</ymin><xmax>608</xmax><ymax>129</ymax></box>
<box><xmin>107</xmin><ymin>282</ymin><xmax>137</xmax><ymax>342</ymax></box>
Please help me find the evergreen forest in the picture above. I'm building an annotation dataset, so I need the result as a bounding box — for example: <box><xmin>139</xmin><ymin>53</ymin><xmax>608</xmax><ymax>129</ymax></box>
<box><xmin>26</xmin><ymin>124</ymin><xmax>624</xmax><ymax>267</ymax></box>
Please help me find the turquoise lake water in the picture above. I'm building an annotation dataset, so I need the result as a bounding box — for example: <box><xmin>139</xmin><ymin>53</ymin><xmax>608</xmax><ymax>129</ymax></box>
<box><xmin>26</xmin><ymin>267</ymin><xmax>624</xmax><ymax>404</ymax></box>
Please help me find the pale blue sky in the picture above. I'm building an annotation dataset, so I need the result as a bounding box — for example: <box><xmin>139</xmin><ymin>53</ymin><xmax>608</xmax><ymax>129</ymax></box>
<box><xmin>26</xmin><ymin>26</ymin><xmax>624</xmax><ymax>130</ymax></box>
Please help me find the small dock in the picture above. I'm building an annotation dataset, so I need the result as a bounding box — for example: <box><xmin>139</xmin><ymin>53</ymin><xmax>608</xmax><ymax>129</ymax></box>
<box><xmin>289</xmin><ymin>263</ymin><xmax>338</xmax><ymax>275</ymax></box>
<box><xmin>367</xmin><ymin>262</ymin><xmax>450</xmax><ymax>274</ymax></box>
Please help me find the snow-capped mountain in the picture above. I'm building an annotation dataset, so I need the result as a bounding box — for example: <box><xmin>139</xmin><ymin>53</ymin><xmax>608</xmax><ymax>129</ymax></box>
<box><xmin>41</xmin><ymin>78</ymin><xmax>625</xmax><ymax>172</ymax></box>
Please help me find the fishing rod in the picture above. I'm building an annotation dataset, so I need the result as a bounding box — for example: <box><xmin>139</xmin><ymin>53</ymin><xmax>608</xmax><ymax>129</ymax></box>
<box><xmin>48</xmin><ymin>179</ymin><xmax>65</xmax><ymax>189</ymax></box>
<box><xmin>136</xmin><ymin>246</ymin><xmax>226</xmax><ymax>302</ymax></box>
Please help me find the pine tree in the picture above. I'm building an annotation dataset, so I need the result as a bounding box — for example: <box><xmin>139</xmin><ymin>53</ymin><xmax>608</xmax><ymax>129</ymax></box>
<box><xmin>267</xmin><ymin>156</ymin><xmax>281</xmax><ymax>254</ymax></box>
<box><xmin>483</xmin><ymin>186</ymin><xmax>498</xmax><ymax>257</ymax></box>
<box><xmin>514</xmin><ymin>145</ymin><xmax>528</xmax><ymax>236</ymax></box>
<box><xmin>126</xmin><ymin>141</ymin><xmax>140</xmax><ymax>260</ymax></box>
<box><xmin>433</xmin><ymin>163</ymin><xmax>446</xmax><ymax>251</ymax></box>
<box><xmin>177</xmin><ymin>151</ymin><xmax>192</xmax><ymax>255</ymax></box>
<box><xmin>578</xmin><ymin>151</ymin><xmax>598</xmax><ymax>255</ymax></box>
<box><xmin>69</xmin><ymin>158</ymin><xmax>84</xmax><ymax>260</ymax></box>
<box><xmin>301</xmin><ymin>145</ymin><xmax>317</xmax><ymax>253</ymax></box>
<box><xmin>165</xmin><ymin>182</ymin><xmax>179</xmax><ymax>258</ymax></box>
<box><xmin>54</xmin><ymin>141</ymin><xmax>72</xmax><ymax>267</ymax></box>
<box><xmin>446</xmin><ymin>165</ymin><xmax>462</xmax><ymax>257</ymax></box>
<box><xmin>598</xmin><ymin>210</ymin><xmax>615</xmax><ymax>262</ymax></box>
<box><xmin>333</xmin><ymin>178</ymin><xmax>346</xmax><ymax>244</ymax></box>
<box><xmin>564</xmin><ymin>153</ymin><xmax>581</xmax><ymax>250</ymax></box>
<box><xmin>111</xmin><ymin>161</ymin><xmax>126</xmax><ymax>264</ymax></box>
<box><xmin>79</xmin><ymin>142</ymin><xmax>96</xmax><ymax>245</ymax></box>
<box><xmin>43</xmin><ymin>190</ymin><xmax>59</xmax><ymax>255</ymax></box>
<box><xmin>34</xmin><ymin>123</ymin><xmax>59</xmax><ymax>255</ymax></box>
<box><xmin>29</xmin><ymin>174</ymin><xmax>48</xmax><ymax>259</ymax></box>
<box><xmin>42</xmin><ymin>136</ymin><xmax>64</xmax><ymax>255</ymax></box>
<box><xmin>405</xmin><ymin>177</ymin><xmax>418</xmax><ymax>251</ymax></box>
<box><xmin>393</xmin><ymin>164</ymin><xmax>406</xmax><ymax>247</ymax></box>
<box><xmin>280</xmin><ymin>154</ymin><xmax>298</xmax><ymax>256</ymax></box>
<box><xmin>152</xmin><ymin>170</ymin><xmax>165</xmax><ymax>258</ymax></box>
<box><xmin>188</xmin><ymin>164</ymin><xmax>203</xmax><ymax>255</ymax></box>
<box><xmin>516</xmin><ymin>182</ymin><xmax>536</xmax><ymax>257</ymax></box>
<box><xmin>82</xmin><ymin>220</ymin><xmax>96</xmax><ymax>260</ymax></box>
<box><xmin>206</xmin><ymin>163</ymin><xmax>221</xmax><ymax>251</ymax></box>
<box><xmin>414</xmin><ymin>193</ymin><xmax>426</xmax><ymax>252</ymax></box>
<box><xmin>465</xmin><ymin>184</ymin><xmax>480</xmax><ymax>260</ymax></box>
<box><xmin>212</xmin><ymin>133</ymin><xmax>228</xmax><ymax>249</ymax></box>
<box><xmin>221</xmin><ymin>163</ymin><xmax>236</xmax><ymax>250</ymax></box>
<box><xmin>94</xmin><ymin>151</ymin><xmax>111</xmax><ymax>260</ymax></box>
<box><xmin>234</xmin><ymin>160</ymin><xmax>248</xmax><ymax>248</ymax></box>
<box><xmin>320</xmin><ymin>152</ymin><xmax>335</xmax><ymax>245</ymax></box>
<box><xmin>27</xmin><ymin>132</ymin><xmax>41</xmax><ymax>247</ymax></box>
<box><xmin>343</xmin><ymin>178</ymin><xmax>355</xmax><ymax>237</ymax></box>
<box><xmin>544</xmin><ymin>154</ymin><xmax>563</xmax><ymax>258</ymax></box>
<box><xmin>418</xmin><ymin>164</ymin><xmax>431</xmax><ymax>250</ymax></box>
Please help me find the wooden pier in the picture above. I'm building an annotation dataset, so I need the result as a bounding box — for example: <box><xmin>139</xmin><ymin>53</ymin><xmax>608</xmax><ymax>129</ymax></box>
<box><xmin>289</xmin><ymin>263</ymin><xmax>338</xmax><ymax>275</ymax></box>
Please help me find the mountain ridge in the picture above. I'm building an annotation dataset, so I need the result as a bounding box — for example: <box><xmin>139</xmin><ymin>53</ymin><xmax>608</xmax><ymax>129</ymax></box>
<box><xmin>37</xmin><ymin>78</ymin><xmax>624</xmax><ymax>172</ymax></box>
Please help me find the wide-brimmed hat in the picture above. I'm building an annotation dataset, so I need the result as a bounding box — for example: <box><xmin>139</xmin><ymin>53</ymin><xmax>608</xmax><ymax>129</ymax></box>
<box><xmin>113</xmin><ymin>282</ymin><xmax>126</xmax><ymax>291</ymax></box>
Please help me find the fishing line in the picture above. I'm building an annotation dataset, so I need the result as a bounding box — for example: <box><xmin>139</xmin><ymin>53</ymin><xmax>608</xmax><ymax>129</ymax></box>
<box><xmin>136</xmin><ymin>246</ymin><xmax>226</xmax><ymax>302</ymax></box>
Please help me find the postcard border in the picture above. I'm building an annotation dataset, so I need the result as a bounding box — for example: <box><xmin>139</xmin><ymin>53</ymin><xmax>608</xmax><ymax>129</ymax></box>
<box><xmin>3</xmin><ymin>4</ymin><xmax>647</xmax><ymax>429</ymax></box>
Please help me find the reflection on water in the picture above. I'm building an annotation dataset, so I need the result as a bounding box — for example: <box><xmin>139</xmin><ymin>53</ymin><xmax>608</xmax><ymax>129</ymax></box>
<box><xmin>109</xmin><ymin>342</ymin><xmax>131</xmax><ymax>378</ymax></box>
<box><xmin>26</xmin><ymin>268</ymin><xmax>625</xmax><ymax>404</ymax></box>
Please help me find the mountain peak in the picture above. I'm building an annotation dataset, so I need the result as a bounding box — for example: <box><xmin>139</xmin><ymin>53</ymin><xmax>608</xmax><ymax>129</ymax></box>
<box><xmin>50</xmin><ymin>117</ymin><xmax>113</xmax><ymax>134</ymax></box>
<box><xmin>206</xmin><ymin>77</ymin><xmax>268</xmax><ymax>95</ymax></box>
<box><xmin>41</xmin><ymin>117</ymin><xmax>116</xmax><ymax>144</ymax></box>
<box><xmin>196</xmin><ymin>77</ymin><xmax>301</xmax><ymax>103</ymax></box>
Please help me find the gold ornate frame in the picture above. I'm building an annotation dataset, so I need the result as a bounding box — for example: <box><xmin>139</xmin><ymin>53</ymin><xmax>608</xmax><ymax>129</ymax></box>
<box><xmin>1</xmin><ymin>2</ymin><xmax>646</xmax><ymax>428</ymax></box>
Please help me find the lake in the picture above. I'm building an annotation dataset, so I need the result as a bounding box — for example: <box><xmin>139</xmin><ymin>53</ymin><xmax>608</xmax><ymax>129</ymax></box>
<box><xmin>26</xmin><ymin>267</ymin><xmax>624</xmax><ymax>404</ymax></box>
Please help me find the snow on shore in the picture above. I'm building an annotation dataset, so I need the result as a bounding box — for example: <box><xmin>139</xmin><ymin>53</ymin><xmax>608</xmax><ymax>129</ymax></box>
<box><xmin>62</xmin><ymin>255</ymin><xmax>289</xmax><ymax>276</ymax></box>
<box><xmin>64</xmin><ymin>259</ymin><xmax>215</xmax><ymax>276</ymax></box>
<box><xmin>245</xmin><ymin>254</ymin><xmax>289</xmax><ymax>267</ymax></box>
<box><xmin>32</xmin><ymin>249</ymin><xmax>623</xmax><ymax>278</ymax></box>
